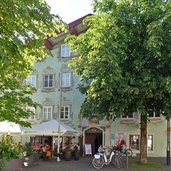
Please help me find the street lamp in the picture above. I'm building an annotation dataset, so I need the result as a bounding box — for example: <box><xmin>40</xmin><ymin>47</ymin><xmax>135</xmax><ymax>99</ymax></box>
<box><xmin>57</xmin><ymin>59</ymin><xmax>63</xmax><ymax>162</ymax></box>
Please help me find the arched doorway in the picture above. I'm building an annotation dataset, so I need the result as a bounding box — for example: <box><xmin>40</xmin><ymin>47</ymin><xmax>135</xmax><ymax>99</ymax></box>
<box><xmin>84</xmin><ymin>127</ymin><xmax>103</xmax><ymax>155</ymax></box>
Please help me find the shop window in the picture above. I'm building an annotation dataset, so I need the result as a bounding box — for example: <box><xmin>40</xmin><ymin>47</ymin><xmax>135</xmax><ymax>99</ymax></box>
<box><xmin>129</xmin><ymin>134</ymin><xmax>154</xmax><ymax>151</ymax></box>
<box><xmin>129</xmin><ymin>135</ymin><xmax>140</xmax><ymax>150</ymax></box>
<box><xmin>148</xmin><ymin>135</ymin><xmax>153</xmax><ymax>151</ymax></box>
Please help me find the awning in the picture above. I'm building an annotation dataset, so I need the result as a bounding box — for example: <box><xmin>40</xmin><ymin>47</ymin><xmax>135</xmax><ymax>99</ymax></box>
<box><xmin>0</xmin><ymin>121</ymin><xmax>24</xmax><ymax>133</ymax></box>
<box><xmin>24</xmin><ymin>119</ymin><xmax>78</xmax><ymax>136</ymax></box>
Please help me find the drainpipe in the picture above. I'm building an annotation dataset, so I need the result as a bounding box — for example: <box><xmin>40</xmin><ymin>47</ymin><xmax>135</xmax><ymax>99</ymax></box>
<box><xmin>166</xmin><ymin>117</ymin><xmax>170</xmax><ymax>165</ymax></box>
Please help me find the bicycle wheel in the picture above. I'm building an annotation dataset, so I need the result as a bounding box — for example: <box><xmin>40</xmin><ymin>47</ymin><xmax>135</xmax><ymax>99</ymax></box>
<box><xmin>126</xmin><ymin>149</ymin><xmax>133</xmax><ymax>157</ymax></box>
<box><xmin>112</xmin><ymin>154</ymin><xmax>122</xmax><ymax>169</ymax></box>
<box><xmin>92</xmin><ymin>157</ymin><xmax>105</xmax><ymax>169</ymax></box>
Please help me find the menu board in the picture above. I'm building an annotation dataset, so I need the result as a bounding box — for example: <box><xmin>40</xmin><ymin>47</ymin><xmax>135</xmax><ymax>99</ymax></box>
<box><xmin>84</xmin><ymin>144</ymin><xmax>92</xmax><ymax>155</ymax></box>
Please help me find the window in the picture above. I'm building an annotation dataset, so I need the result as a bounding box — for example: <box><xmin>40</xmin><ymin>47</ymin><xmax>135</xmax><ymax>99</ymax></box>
<box><xmin>148</xmin><ymin>135</ymin><xmax>153</xmax><ymax>151</ymax></box>
<box><xmin>148</xmin><ymin>109</ymin><xmax>161</xmax><ymax>118</ymax></box>
<box><xmin>129</xmin><ymin>134</ymin><xmax>154</xmax><ymax>151</ymax></box>
<box><xmin>43</xmin><ymin>106</ymin><xmax>53</xmax><ymax>120</ymax></box>
<box><xmin>26</xmin><ymin>75</ymin><xmax>36</xmax><ymax>87</ymax></box>
<box><xmin>60</xmin><ymin>106</ymin><xmax>70</xmax><ymax>119</ymax></box>
<box><xmin>26</xmin><ymin>107</ymin><xmax>36</xmax><ymax>120</ymax></box>
<box><xmin>129</xmin><ymin>135</ymin><xmax>140</xmax><ymax>150</ymax></box>
<box><xmin>61</xmin><ymin>44</ymin><xmax>70</xmax><ymax>57</ymax></box>
<box><xmin>122</xmin><ymin>112</ymin><xmax>134</xmax><ymax>119</ymax></box>
<box><xmin>61</xmin><ymin>73</ymin><xmax>71</xmax><ymax>87</ymax></box>
<box><xmin>44</xmin><ymin>74</ymin><xmax>54</xmax><ymax>88</ymax></box>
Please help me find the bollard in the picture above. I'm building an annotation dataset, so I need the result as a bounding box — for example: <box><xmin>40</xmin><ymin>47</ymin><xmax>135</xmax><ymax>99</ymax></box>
<box><xmin>126</xmin><ymin>153</ymin><xmax>128</xmax><ymax>169</ymax></box>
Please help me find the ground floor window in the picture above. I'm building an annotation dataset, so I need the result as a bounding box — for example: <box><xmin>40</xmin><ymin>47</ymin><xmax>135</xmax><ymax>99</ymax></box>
<box><xmin>148</xmin><ymin>135</ymin><xmax>153</xmax><ymax>151</ymax></box>
<box><xmin>129</xmin><ymin>134</ymin><xmax>154</xmax><ymax>151</ymax></box>
<box><xmin>129</xmin><ymin>135</ymin><xmax>140</xmax><ymax>150</ymax></box>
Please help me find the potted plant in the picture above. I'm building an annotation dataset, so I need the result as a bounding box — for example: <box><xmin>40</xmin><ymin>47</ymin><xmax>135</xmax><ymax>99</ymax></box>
<box><xmin>23</xmin><ymin>142</ymin><xmax>38</xmax><ymax>166</ymax></box>
<box><xmin>62</xmin><ymin>137</ymin><xmax>73</xmax><ymax>161</ymax></box>
<box><xmin>73</xmin><ymin>144</ymin><xmax>80</xmax><ymax>160</ymax></box>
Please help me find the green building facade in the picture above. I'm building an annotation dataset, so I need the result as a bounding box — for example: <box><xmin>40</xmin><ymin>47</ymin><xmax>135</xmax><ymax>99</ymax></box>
<box><xmin>26</xmin><ymin>14</ymin><xmax>170</xmax><ymax>157</ymax></box>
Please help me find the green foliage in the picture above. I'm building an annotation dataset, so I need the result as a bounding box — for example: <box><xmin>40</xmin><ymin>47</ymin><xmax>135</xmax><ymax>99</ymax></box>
<box><xmin>0</xmin><ymin>0</ymin><xmax>65</xmax><ymax>126</ymax></box>
<box><xmin>62</xmin><ymin>137</ymin><xmax>73</xmax><ymax>153</ymax></box>
<box><xmin>22</xmin><ymin>142</ymin><xmax>34</xmax><ymax>157</ymax></box>
<box><xmin>0</xmin><ymin>135</ymin><xmax>23</xmax><ymax>160</ymax></box>
<box><xmin>0</xmin><ymin>134</ymin><xmax>24</xmax><ymax>168</ymax></box>
<box><xmin>67</xmin><ymin>0</ymin><xmax>171</xmax><ymax>120</ymax></box>
<box><xmin>67</xmin><ymin>0</ymin><xmax>171</xmax><ymax>163</ymax></box>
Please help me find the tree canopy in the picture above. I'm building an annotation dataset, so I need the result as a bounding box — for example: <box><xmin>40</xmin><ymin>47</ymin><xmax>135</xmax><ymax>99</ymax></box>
<box><xmin>67</xmin><ymin>0</ymin><xmax>171</xmax><ymax>163</ymax></box>
<box><xmin>68</xmin><ymin>0</ymin><xmax>171</xmax><ymax>120</ymax></box>
<box><xmin>0</xmin><ymin>0</ymin><xmax>63</xmax><ymax>126</ymax></box>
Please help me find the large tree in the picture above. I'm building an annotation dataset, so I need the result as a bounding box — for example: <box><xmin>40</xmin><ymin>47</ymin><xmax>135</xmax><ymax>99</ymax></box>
<box><xmin>0</xmin><ymin>0</ymin><xmax>64</xmax><ymax>126</ymax></box>
<box><xmin>67</xmin><ymin>0</ymin><xmax>171</xmax><ymax>163</ymax></box>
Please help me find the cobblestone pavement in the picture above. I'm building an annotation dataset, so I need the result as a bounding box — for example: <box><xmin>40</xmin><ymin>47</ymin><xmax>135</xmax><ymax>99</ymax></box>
<box><xmin>22</xmin><ymin>156</ymin><xmax>171</xmax><ymax>171</ymax></box>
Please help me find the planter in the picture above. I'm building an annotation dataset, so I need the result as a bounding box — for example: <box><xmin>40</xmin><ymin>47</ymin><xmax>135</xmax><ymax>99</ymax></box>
<box><xmin>64</xmin><ymin>152</ymin><xmax>72</xmax><ymax>161</ymax></box>
<box><xmin>23</xmin><ymin>154</ymin><xmax>39</xmax><ymax>167</ymax></box>
<box><xmin>2</xmin><ymin>158</ymin><xmax>24</xmax><ymax>171</ymax></box>
<box><xmin>73</xmin><ymin>152</ymin><xmax>80</xmax><ymax>160</ymax></box>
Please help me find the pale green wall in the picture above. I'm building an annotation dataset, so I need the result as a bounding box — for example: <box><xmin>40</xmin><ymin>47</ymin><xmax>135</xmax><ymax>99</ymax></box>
<box><xmin>110</xmin><ymin>116</ymin><xmax>168</xmax><ymax>157</ymax></box>
<box><xmin>31</xmin><ymin>45</ymin><xmax>85</xmax><ymax>131</ymax></box>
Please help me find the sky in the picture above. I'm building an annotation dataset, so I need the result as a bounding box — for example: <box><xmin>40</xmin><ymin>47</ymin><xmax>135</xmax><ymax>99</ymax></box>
<box><xmin>45</xmin><ymin>0</ymin><xmax>94</xmax><ymax>23</ymax></box>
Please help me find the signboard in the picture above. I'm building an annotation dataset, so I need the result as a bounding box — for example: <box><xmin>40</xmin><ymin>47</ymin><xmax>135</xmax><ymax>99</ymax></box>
<box><xmin>84</xmin><ymin>144</ymin><xmax>92</xmax><ymax>155</ymax></box>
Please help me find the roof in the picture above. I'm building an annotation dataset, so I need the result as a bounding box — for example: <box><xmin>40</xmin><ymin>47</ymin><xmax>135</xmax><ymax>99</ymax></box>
<box><xmin>68</xmin><ymin>13</ymin><xmax>93</xmax><ymax>28</ymax></box>
<box><xmin>44</xmin><ymin>13</ymin><xmax>93</xmax><ymax>50</ymax></box>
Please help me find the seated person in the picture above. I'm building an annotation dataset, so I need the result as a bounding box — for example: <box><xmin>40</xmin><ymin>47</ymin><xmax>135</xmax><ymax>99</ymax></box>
<box><xmin>45</xmin><ymin>143</ymin><xmax>51</xmax><ymax>150</ymax></box>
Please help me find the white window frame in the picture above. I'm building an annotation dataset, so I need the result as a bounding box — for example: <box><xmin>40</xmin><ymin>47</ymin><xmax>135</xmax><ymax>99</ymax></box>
<box><xmin>129</xmin><ymin>134</ymin><xmax>154</xmax><ymax>151</ymax></box>
<box><xmin>44</xmin><ymin>74</ymin><xmax>54</xmax><ymax>88</ymax></box>
<box><xmin>60</xmin><ymin>106</ymin><xmax>70</xmax><ymax>120</ymax></box>
<box><xmin>26</xmin><ymin>107</ymin><xmax>36</xmax><ymax>120</ymax></box>
<box><xmin>129</xmin><ymin>134</ymin><xmax>140</xmax><ymax>150</ymax></box>
<box><xmin>61</xmin><ymin>73</ymin><xmax>71</xmax><ymax>87</ymax></box>
<box><xmin>148</xmin><ymin>135</ymin><xmax>154</xmax><ymax>151</ymax></box>
<box><xmin>61</xmin><ymin>44</ymin><xmax>70</xmax><ymax>57</ymax></box>
<box><xmin>26</xmin><ymin>75</ymin><xmax>36</xmax><ymax>87</ymax></box>
<box><xmin>148</xmin><ymin>109</ymin><xmax>161</xmax><ymax>118</ymax></box>
<box><xmin>43</xmin><ymin>106</ymin><xmax>53</xmax><ymax>120</ymax></box>
<box><xmin>121</xmin><ymin>112</ymin><xmax>134</xmax><ymax>119</ymax></box>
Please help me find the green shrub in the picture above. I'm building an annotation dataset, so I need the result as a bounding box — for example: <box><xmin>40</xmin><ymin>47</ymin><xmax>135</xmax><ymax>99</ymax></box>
<box><xmin>22</xmin><ymin>142</ymin><xmax>34</xmax><ymax>157</ymax></box>
<box><xmin>0</xmin><ymin>134</ymin><xmax>24</xmax><ymax>169</ymax></box>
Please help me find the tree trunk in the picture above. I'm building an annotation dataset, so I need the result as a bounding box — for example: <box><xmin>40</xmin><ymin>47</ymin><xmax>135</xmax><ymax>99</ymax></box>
<box><xmin>140</xmin><ymin>115</ymin><xmax>147</xmax><ymax>163</ymax></box>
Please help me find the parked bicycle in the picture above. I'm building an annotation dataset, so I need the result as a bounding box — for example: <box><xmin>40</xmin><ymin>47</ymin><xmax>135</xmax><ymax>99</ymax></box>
<box><xmin>92</xmin><ymin>146</ymin><xmax>122</xmax><ymax>169</ymax></box>
<box><xmin>113</xmin><ymin>145</ymin><xmax>133</xmax><ymax>157</ymax></box>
